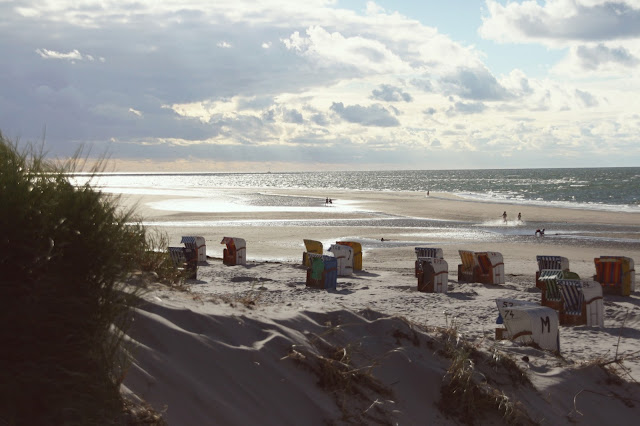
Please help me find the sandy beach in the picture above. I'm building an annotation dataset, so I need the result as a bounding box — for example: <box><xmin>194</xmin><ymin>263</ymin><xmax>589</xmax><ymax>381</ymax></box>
<box><xmin>119</xmin><ymin>188</ymin><xmax>640</xmax><ymax>425</ymax></box>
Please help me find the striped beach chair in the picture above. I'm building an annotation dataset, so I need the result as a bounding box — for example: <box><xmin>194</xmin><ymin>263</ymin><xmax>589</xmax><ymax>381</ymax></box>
<box><xmin>337</xmin><ymin>241</ymin><xmax>363</xmax><ymax>271</ymax></box>
<box><xmin>181</xmin><ymin>236</ymin><xmax>207</xmax><ymax>263</ymax></box>
<box><xmin>168</xmin><ymin>246</ymin><xmax>197</xmax><ymax>279</ymax></box>
<box><xmin>417</xmin><ymin>257</ymin><xmax>448</xmax><ymax>293</ymax></box>
<box><xmin>557</xmin><ymin>279</ymin><xmax>604</xmax><ymax>327</ymax></box>
<box><xmin>305</xmin><ymin>254</ymin><xmax>337</xmax><ymax>290</ymax></box>
<box><xmin>535</xmin><ymin>255</ymin><xmax>570</xmax><ymax>290</ymax></box>
<box><xmin>594</xmin><ymin>256</ymin><xmax>635</xmax><ymax>296</ymax></box>
<box><xmin>414</xmin><ymin>247</ymin><xmax>444</xmax><ymax>277</ymax></box>
<box><xmin>538</xmin><ymin>270</ymin><xmax>580</xmax><ymax>312</ymax></box>
<box><xmin>457</xmin><ymin>250</ymin><xmax>477</xmax><ymax>283</ymax></box>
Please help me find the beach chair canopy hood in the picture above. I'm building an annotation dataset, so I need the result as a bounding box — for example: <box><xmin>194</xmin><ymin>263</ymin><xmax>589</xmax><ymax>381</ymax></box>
<box><xmin>415</xmin><ymin>247</ymin><xmax>444</xmax><ymax>259</ymax></box>
<box><xmin>303</xmin><ymin>239</ymin><xmax>323</xmax><ymax>255</ymax></box>
<box><xmin>536</xmin><ymin>255</ymin><xmax>570</xmax><ymax>272</ymax></box>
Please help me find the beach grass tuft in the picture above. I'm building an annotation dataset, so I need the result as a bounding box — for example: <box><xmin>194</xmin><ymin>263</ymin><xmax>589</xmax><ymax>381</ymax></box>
<box><xmin>0</xmin><ymin>133</ymin><xmax>163</xmax><ymax>424</ymax></box>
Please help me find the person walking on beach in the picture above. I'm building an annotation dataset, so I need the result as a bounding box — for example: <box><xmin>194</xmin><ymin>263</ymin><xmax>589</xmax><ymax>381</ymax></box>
<box><xmin>502</xmin><ymin>211</ymin><xmax>507</xmax><ymax>223</ymax></box>
<box><xmin>517</xmin><ymin>212</ymin><xmax>522</xmax><ymax>221</ymax></box>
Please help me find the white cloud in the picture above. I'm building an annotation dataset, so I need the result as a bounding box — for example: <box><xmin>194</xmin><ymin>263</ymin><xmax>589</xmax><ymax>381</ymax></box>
<box><xmin>35</xmin><ymin>48</ymin><xmax>105</xmax><ymax>63</ymax></box>
<box><xmin>0</xmin><ymin>1</ymin><xmax>638</xmax><ymax>169</ymax></box>
<box><xmin>480</xmin><ymin>0</ymin><xmax>640</xmax><ymax>45</ymax></box>
<box><xmin>282</xmin><ymin>26</ymin><xmax>411</xmax><ymax>74</ymax></box>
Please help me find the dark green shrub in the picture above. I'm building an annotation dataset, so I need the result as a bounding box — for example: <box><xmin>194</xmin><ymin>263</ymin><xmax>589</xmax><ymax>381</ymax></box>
<box><xmin>0</xmin><ymin>133</ymin><xmax>147</xmax><ymax>424</ymax></box>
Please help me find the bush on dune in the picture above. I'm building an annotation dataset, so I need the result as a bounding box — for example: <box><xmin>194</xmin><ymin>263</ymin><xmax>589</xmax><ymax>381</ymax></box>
<box><xmin>0</xmin><ymin>132</ymin><xmax>161</xmax><ymax>424</ymax></box>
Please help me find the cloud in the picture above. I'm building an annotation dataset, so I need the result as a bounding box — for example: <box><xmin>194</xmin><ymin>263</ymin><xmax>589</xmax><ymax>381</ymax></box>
<box><xmin>440</xmin><ymin>67</ymin><xmax>511</xmax><ymax>101</ymax></box>
<box><xmin>575</xmin><ymin>43</ymin><xmax>640</xmax><ymax>70</ymax></box>
<box><xmin>283</xmin><ymin>108</ymin><xmax>304</xmax><ymax>123</ymax></box>
<box><xmin>411</xmin><ymin>78</ymin><xmax>434</xmax><ymax>92</ymax></box>
<box><xmin>35</xmin><ymin>48</ymin><xmax>104</xmax><ymax>62</ymax></box>
<box><xmin>330</xmin><ymin>102</ymin><xmax>400</xmax><ymax>127</ymax></box>
<box><xmin>447</xmin><ymin>101</ymin><xmax>487</xmax><ymax>116</ymax></box>
<box><xmin>575</xmin><ymin>89</ymin><xmax>598</xmax><ymax>107</ymax></box>
<box><xmin>282</xmin><ymin>26</ymin><xmax>410</xmax><ymax>75</ymax></box>
<box><xmin>480</xmin><ymin>0</ymin><xmax>640</xmax><ymax>44</ymax></box>
<box><xmin>1</xmin><ymin>1</ymin><xmax>639</xmax><ymax>169</ymax></box>
<box><xmin>371</xmin><ymin>84</ymin><xmax>413</xmax><ymax>102</ymax></box>
<box><xmin>311</xmin><ymin>113</ymin><xmax>329</xmax><ymax>126</ymax></box>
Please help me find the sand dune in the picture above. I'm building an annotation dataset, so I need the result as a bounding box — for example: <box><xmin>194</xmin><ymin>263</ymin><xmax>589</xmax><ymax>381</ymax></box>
<box><xmin>119</xmin><ymin>188</ymin><xmax>640</xmax><ymax>424</ymax></box>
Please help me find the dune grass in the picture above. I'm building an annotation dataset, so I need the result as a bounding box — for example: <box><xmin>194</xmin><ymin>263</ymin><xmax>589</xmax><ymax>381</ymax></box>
<box><xmin>0</xmin><ymin>132</ymin><xmax>164</xmax><ymax>424</ymax></box>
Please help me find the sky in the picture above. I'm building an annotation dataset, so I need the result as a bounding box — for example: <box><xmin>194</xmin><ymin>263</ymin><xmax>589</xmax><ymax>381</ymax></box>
<box><xmin>1</xmin><ymin>0</ymin><xmax>639</xmax><ymax>172</ymax></box>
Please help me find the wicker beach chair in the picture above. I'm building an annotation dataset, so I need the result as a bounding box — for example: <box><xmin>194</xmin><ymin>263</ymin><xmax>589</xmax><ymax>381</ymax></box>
<box><xmin>538</xmin><ymin>270</ymin><xmax>580</xmax><ymax>312</ymax></box>
<box><xmin>474</xmin><ymin>252</ymin><xmax>505</xmax><ymax>284</ymax></box>
<box><xmin>220</xmin><ymin>237</ymin><xmax>246</xmax><ymax>266</ymax></box>
<box><xmin>593</xmin><ymin>256</ymin><xmax>635</xmax><ymax>296</ymax></box>
<box><xmin>337</xmin><ymin>241</ymin><xmax>363</xmax><ymax>271</ymax></box>
<box><xmin>557</xmin><ymin>279</ymin><xmax>604</xmax><ymax>327</ymax></box>
<box><xmin>181</xmin><ymin>236</ymin><xmax>207</xmax><ymax>264</ymax></box>
<box><xmin>494</xmin><ymin>298</ymin><xmax>538</xmax><ymax>340</ymax></box>
<box><xmin>414</xmin><ymin>247</ymin><xmax>444</xmax><ymax>277</ymax></box>
<box><xmin>305</xmin><ymin>254</ymin><xmax>337</xmax><ymax>290</ymax></box>
<box><xmin>499</xmin><ymin>304</ymin><xmax>560</xmax><ymax>352</ymax></box>
<box><xmin>327</xmin><ymin>244</ymin><xmax>353</xmax><ymax>276</ymax></box>
<box><xmin>457</xmin><ymin>250</ymin><xmax>477</xmax><ymax>283</ymax></box>
<box><xmin>168</xmin><ymin>246</ymin><xmax>197</xmax><ymax>279</ymax></box>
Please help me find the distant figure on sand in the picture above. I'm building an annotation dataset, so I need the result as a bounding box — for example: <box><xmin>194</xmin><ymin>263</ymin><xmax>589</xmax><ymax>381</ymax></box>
<box><xmin>535</xmin><ymin>228</ymin><xmax>545</xmax><ymax>236</ymax></box>
<box><xmin>517</xmin><ymin>212</ymin><xmax>522</xmax><ymax>221</ymax></box>
<box><xmin>502</xmin><ymin>211</ymin><xmax>507</xmax><ymax>223</ymax></box>
<box><xmin>427</xmin><ymin>190</ymin><xmax>430</xmax><ymax>196</ymax></box>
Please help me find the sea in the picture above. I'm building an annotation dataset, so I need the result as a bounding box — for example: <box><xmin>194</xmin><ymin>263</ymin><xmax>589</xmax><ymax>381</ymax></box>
<box><xmin>80</xmin><ymin>167</ymin><xmax>640</xmax><ymax>250</ymax></box>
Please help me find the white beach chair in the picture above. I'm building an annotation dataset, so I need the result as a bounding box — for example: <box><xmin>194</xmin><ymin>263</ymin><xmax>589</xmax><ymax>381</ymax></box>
<box><xmin>417</xmin><ymin>257</ymin><xmax>448</xmax><ymax>293</ymax></box>
<box><xmin>327</xmin><ymin>244</ymin><xmax>353</xmax><ymax>276</ymax></box>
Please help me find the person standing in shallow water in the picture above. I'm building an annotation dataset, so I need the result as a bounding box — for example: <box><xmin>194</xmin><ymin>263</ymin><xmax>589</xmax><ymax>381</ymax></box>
<box><xmin>518</xmin><ymin>212</ymin><xmax>522</xmax><ymax>221</ymax></box>
<box><xmin>502</xmin><ymin>211</ymin><xmax>507</xmax><ymax>223</ymax></box>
